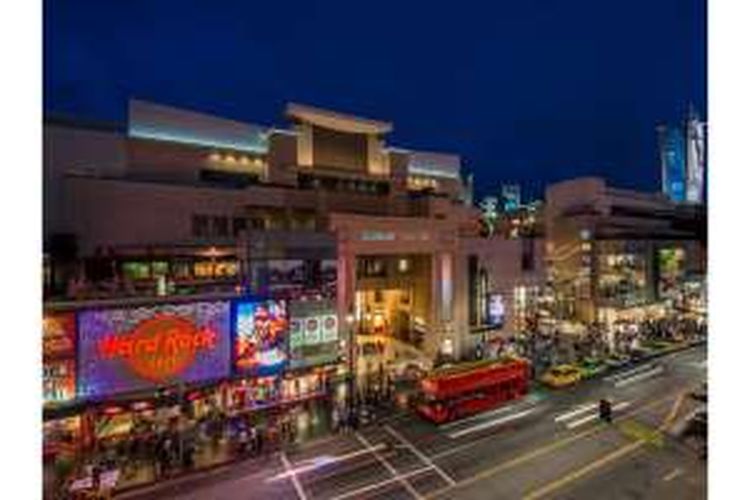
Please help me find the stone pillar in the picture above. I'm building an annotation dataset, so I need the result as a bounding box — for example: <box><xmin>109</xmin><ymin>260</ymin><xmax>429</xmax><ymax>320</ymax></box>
<box><xmin>337</xmin><ymin>233</ymin><xmax>356</xmax><ymax>324</ymax></box>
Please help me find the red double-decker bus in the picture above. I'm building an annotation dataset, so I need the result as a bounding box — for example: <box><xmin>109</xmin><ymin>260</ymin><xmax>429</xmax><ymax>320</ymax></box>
<box><xmin>416</xmin><ymin>358</ymin><xmax>530</xmax><ymax>424</ymax></box>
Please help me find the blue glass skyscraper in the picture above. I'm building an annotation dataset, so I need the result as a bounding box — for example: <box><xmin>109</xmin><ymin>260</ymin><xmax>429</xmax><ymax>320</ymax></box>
<box><xmin>659</xmin><ymin>126</ymin><xmax>686</xmax><ymax>202</ymax></box>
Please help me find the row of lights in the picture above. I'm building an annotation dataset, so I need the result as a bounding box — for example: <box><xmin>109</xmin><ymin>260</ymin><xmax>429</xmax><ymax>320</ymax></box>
<box><xmin>208</xmin><ymin>152</ymin><xmax>265</xmax><ymax>168</ymax></box>
<box><xmin>407</xmin><ymin>176</ymin><xmax>439</xmax><ymax>190</ymax></box>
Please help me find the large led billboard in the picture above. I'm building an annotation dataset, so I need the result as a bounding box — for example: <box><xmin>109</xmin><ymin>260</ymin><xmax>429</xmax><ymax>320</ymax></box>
<box><xmin>660</xmin><ymin>126</ymin><xmax>686</xmax><ymax>202</ymax></box>
<box><xmin>77</xmin><ymin>301</ymin><xmax>232</xmax><ymax>399</ymax></box>
<box><xmin>234</xmin><ymin>300</ymin><xmax>288</xmax><ymax>376</ymax></box>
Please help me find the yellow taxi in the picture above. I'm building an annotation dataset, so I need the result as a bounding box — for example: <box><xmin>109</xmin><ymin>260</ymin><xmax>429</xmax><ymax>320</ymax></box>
<box><xmin>541</xmin><ymin>364</ymin><xmax>582</xmax><ymax>389</ymax></box>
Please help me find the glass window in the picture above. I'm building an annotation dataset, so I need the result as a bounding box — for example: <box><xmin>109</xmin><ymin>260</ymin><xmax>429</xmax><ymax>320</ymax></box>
<box><xmin>151</xmin><ymin>261</ymin><xmax>168</xmax><ymax>276</ymax></box>
<box><xmin>192</xmin><ymin>215</ymin><xmax>210</xmax><ymax>238</ymax></box>
<box><xmin>122</xmin><ymin>262</ymin><xmax>150</xmax><ymax>280</ymax></box>
<box><xmin>212</xmin><ymin>216</ymin><xmax>229</xmax><ymax>237</ymax></box>
<box><xmin>232</xmin><ymin>217</ymin><xmax>247</xmax><ymax>236</ymax></box>
<box><xmin>398</xmin><ymin>258</ymin><xmax>410</xmax><ymax>273</ymax></box>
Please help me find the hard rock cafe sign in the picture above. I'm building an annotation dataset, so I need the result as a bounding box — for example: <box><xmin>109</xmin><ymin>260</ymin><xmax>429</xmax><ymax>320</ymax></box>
<box><xmin>96</xmin><ymin>314</ymin><xmax>217</xmax><ymax>382</ymax></box>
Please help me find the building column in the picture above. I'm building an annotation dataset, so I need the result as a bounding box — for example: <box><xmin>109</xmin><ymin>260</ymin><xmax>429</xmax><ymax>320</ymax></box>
<box><xmin>337</xmin><ymin>238</ymin><xmax>356</xmax><ymax>325</ymax></box>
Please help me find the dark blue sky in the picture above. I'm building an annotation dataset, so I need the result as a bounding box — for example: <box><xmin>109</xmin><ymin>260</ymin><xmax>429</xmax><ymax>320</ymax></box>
<box><xmin>44</xmin><ymin>0</ymin><xmax>706</xmax><ymax>199</ymax></box>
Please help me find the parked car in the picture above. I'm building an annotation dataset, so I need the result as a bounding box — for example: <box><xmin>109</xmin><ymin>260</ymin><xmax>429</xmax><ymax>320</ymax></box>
<box><xmin>577</xmin><ymin>358</ymin><xmax>607</xmax><ymax>379</ymax></box>
<box><xmin>541</xmin><ymin>365</ymin><xmax>582</xmax><ymax>388</ymax></box>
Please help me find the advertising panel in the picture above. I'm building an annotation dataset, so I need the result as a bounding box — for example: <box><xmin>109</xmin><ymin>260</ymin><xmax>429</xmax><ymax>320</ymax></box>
<box><xmin>234</xmin><ymin>299</ymin><xmax>288</xmax><ymax>376</ymax></box>
<box><xmin>660</xmin><ymin>127</ymin><xmax>686</xmax><ymax>202</ymax></box>
<box><xmin>487</xmin><ymin>294</ymin><xmax>506</xmax><ymax>328</ymax></box>
<box><xmin>77</xmin><ymin>301</ymin><xmax>232</xmax><ymax>399</ymax></box>
<box><xmin>43</xmin><ymin>312</ymin><xmax>77</xmax><ymax>404</ymax></box>
<box><xmin>288</xmin><ymin>300</ymin><xmax>340</xmax><ymax>369</ymax></box>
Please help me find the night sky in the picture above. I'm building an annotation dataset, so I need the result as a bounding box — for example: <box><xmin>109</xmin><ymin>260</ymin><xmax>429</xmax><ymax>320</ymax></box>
<box><xmin>44</xmin><ymin>0</ymin><xmax>706</xmax><ymax>199</ymax></box>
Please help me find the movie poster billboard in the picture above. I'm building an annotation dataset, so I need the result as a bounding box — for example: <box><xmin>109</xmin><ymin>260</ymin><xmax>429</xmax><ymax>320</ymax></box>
<box><xmin>288</xmin><ymin>300</ymin><xmax>340</xmax><ymax>369</ymax></box>
<box><xmin>234</xmin><ymin>299</ymin><xmax>288</xmax><ymax>376</ymax></box>
<box><xmin>77</xmin><ymin>301</ymin><xmax>232</xmax><ymax>399</ymax></box>
<box><xmin>43</xmin><ymin>312</ymin><xmax>77</xmax><ymax>404</ymax></box>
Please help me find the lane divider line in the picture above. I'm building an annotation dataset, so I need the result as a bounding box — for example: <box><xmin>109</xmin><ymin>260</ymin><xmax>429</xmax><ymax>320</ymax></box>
<box><xmin>424</xmin><ymin>390</ymin><xmax>684</xmax><ymax>499</ymax></box>
<box><xmin>330</xmin><ymin>467</ymin><xmax>433</xmax><ymax>500</ymax></box>
<box><xmin>565</xmin><ymin>401</ymin><xmax>630</xmax><ymax>430</ymax></box>
<box><xmin>662</xmin><ymin>468</ymin><xmax>683</xmax><ymax>482</ymax></box>
<box><xmin>553</xmin><ymin>403</ymin><xmax>598</xmax><ymax>423</ymax></box>
<box><xmin>440</xmin><ymin>394</ymin><xmax>541</xmax><ymax>430</ymax></box>
<box><xmin>355</xmin><ymin>431</ymin><xmax>423</xmax><ymax>500</ymax></box>
<box><xmin>521</xmin><ymin>440</ymin><xmax>646</xmax><ymax>500</ymax></box>
<box><xmin>266</xmin><ymin>444</ymin><xmax>387</xmax><ymax>482</ymax></box>
<box><xmin>614</xmin><ymin>366</ymin><xmax>664</xmax><ymax>387</ymax></box>
<box><xmin>448</xmin><ymin>408</ymin><xmax>540</xmax><ymax>439</ymax></box>
<box><xmin>384</xmin><ymin>425</ymin><xmax>456</xmax><ymax>486</ymax></box>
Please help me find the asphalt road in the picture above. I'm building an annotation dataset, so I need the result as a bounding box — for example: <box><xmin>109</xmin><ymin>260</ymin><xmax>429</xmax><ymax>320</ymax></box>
<box><xmin>121</xmin><ymin>346</ymin><xmax>707</xmax><ymax>500</ymax></box>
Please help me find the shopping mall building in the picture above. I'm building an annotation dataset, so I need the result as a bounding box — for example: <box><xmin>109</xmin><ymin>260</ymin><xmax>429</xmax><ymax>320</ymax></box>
<box><xmin>44</xmin><ymin>100</ymin><xmax>551</xmax><ymax>477</ymax></box>
<box><xmin>544</xmin><ymin>177</ymin><xmax>707</xmax><ymax>328</ymax></box>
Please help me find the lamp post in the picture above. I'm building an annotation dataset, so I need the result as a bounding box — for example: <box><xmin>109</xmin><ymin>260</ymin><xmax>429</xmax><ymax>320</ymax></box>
<box><xmin>345</xmin><ymin>312</ymin><xmax>356</xmax><ymax>426</ymax></box>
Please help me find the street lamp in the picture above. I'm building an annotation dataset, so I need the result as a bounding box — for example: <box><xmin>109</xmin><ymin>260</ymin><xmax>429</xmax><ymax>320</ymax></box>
<box><xmin>345</xmin><ymin>312</ymin><xmax>356</xmax><ymax>426</ymax></box>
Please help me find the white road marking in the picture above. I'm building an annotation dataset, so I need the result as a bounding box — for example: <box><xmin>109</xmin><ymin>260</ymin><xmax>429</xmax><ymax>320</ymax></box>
<box><xmin>605</xmin><ymin>363</ymin><xmax>657</xmax><ymax>382</ymax></box>
<box><xmin>448</xmin><ymin>407</ymin><xmax>539</xmax><ymax>439</ymax></box>
<box><xmin>384</xmin><ymin>425</ymin><xmax>456</xmax><ymax>486</ymax></box>
<box><xmin>663</xmin><ymin>467</ymin><xmax>683</xmax><ymax>482</ymax></box>
<box><xmin>280</xmin><ymin>451</ymin><xmax>308</xmax><ymax>500</ymax></box>
<box><xmin>439</xmin><ymin>397</ymin><xmax>537</xmax><ymax>430</ymax></box>
<box><xmin>554</xmin><ymin>402</ymin><xmax>599</xmax><ymax>423</ymax></box>
<box><xmin>355</xmin><ymin>431</ymin><xmax>423</xmax><ymax>499</ymax></box>
<box><xmin>565</xmin><ymin>401</ymin><xmax>630</xmax><ymax>429</ymax></box>
<box><xmin>329</xmin><ymin>467</ymin><xmax>433</xmax><ymax>500</ymax></box>
<box><xmin>614</xmin><ymin>366</ymin><xmax>664</xmax><ymax>387</ymax></box>
<box><xmin>266</xmin><ymin>444</ymin><xmax>387</xmax><ymax>482</ymax></box>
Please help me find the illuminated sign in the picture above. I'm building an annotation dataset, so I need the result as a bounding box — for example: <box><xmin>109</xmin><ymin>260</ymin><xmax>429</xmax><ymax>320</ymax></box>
<box><xmin>78</xmin><ymin>301</ymin><xmax>231</xmax><ymax>399</ymax></box>
<box><xmin>43</xmin><ymin>313</ymin><xmax>76</xmax><ymax>359</ymax></box>
<box><xmin>234</xmin><ymin>300</ymin><xmax>288</xmax><ymax>375</ymax></box>
<box><xmin>487</xmin><ymin>294</ymin><xmax>506</xmax><ymax>328</ymax></box>
<box><xmin>96</xmin><ymin>315</ymin><xmax>217</xmax><ymax>382</ymax></box>
<box><xmin>43</xmin><ymin>312</ymin><xmax>77</xmax><ymax>404</ymax></box>
<box><xmin>361</xmin><ymin>231</ymin><xmax>396</xmax><ymax>241</ymax></box>
<box><xmin>288</xmin><ymin>300</ymin><xmax>340</xmax><ymax>369</ymax></box>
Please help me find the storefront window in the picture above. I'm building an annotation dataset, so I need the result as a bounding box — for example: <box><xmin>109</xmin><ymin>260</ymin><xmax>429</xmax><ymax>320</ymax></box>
<box><xmin>151</xmin><ymin>261</ymin><xmax>169</xmax><ymax>276</ymax></box>
<box><xmin>122</xmin><ymin>262</ymin><xmax>151</xmax><ymax>280</ymax></box>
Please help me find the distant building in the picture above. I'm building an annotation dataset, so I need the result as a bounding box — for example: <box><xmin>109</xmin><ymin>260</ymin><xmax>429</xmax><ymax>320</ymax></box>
<box><xmin>659</xmin><ymin>126</ymin><xmax>687</xmax><ymax>203</ymax></box>
<box><xmin>44</xmin><ymin>99</ymin><xmax>487</xmax><ymax>362</ymax></box>
<box><xmin>658</xmin><ymin>107</ymin><xmax>707</xmax><ymax>205</ymax></box>
<box><xmin>501</xmin><ymin>184</ymin><xmax>521</xmax><ymax>212</ymax></box>
<box><xmin>685</xmin><ymin>108</ymin><xmax>707</xmax><ymax>204</ymax></box>
<box><xmin>545</xmin><ymin>177</ymin><xmax>706</xmax><ymax>326</ymax></box>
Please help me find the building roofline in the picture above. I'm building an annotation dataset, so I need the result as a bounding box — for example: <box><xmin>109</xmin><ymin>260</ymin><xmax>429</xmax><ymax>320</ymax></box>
<box><xmin>285</xmin><ymin>102</ymin><xmax>393</xmax><ymax>134</ymax></box>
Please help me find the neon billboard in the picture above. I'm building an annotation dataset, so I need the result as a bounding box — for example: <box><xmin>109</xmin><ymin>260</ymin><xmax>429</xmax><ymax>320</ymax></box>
<box><xmin>77</xmin><ymin>301</ymin><xmax>231</xmax><ymax>399</ymax></box>
<box><xmin>234</xmin><ymin>300</ymin><xmax>288</xmax><ymax>375</ymax></box>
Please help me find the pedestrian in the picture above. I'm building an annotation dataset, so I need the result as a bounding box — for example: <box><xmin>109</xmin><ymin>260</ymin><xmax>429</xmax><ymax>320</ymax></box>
<box><xmin>250</xmin><ymin>425</ymin><xmax>258</xmax><ymax>455</ymax></box>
